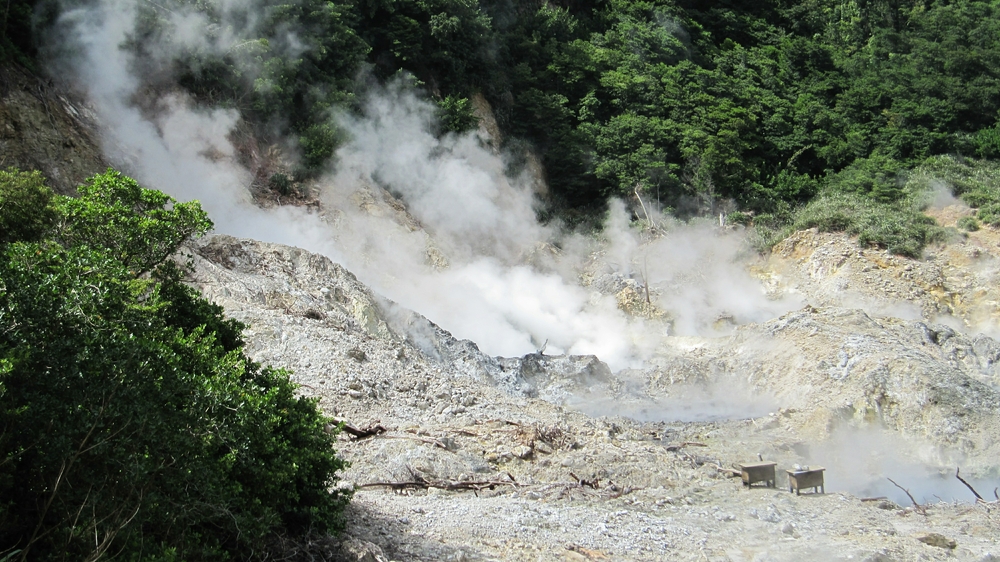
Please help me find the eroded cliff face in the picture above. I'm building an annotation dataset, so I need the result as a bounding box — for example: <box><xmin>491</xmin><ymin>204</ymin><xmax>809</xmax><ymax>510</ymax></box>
<box><xmin>0</xmin><ymin>65</ymin><xmax>105</xmax><ymax>193</ymax></box>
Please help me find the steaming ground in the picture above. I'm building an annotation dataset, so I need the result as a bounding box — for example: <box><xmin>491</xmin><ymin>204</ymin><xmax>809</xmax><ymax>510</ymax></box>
<box><xmin>181</xmin><ymin>235</ymin><xmax>1000</xmax><ymax>561</ymax></box>
<box><xmin>54</xmin><ymin>0</ymin><xmax>799</xmax><ymax>371</ymax></box>
<box><xmin>28</xmin><ymin>0</ymin><xmax>1000</xmax><ymax>559</ymax></box>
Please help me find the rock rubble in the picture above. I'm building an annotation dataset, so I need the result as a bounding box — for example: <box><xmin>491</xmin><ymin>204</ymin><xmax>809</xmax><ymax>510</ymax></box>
<box><xmin>182</xmin><ymin>233</ymin><xmax>1000</xmax><ymax>561</ymax></box>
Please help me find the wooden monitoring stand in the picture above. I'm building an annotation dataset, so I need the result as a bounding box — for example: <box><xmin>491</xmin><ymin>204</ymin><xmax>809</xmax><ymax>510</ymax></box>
<box><xmin>786</xmin><ymin>467</ymin><xmax>825</xmax><ymax>495</ymax></box>
<box><xmin>740</xmin><ymin>462</ymin><xmax>777</xmax><ymax>488</ymax></box>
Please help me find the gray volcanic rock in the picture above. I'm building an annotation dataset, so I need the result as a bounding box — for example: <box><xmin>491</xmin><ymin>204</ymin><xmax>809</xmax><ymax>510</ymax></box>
<box><xmin>182</xmin><ymin>234</ymin><xmax>1000</xmax><ymax>562</ymax></box>
<box><xmin>652</xmin><ymin>307</ymin><xmax>1000</xmax><ymax>459</ymax></box>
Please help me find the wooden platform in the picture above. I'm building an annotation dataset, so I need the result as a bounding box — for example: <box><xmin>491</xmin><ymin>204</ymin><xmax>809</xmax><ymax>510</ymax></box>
<box><xmin>739</xmin><ymin>462</ymin><xmax>777</xmax><ymax>488</ymax></box>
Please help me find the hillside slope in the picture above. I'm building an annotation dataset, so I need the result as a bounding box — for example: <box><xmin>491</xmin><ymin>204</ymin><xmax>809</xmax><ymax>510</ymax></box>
<box><xmin>0</xmin><ymin>65</ymin><xmax>104</xmax><ymax>193</ymax></box>
<box><xmin>183</xmin><ymin>232</ymin><xmax>1000</xmax><ymax>562</ymax></box>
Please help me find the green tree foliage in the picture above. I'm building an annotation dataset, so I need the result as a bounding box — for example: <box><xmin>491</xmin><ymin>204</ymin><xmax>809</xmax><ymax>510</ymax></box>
<box><xmin>0</xmin><ymin>168</ymin><xmax>56</xmax><ymax>243</ymax></box>
<box><xmin>53</xmin><ymin>169</ymin><xmax>212</xmax><ymax>275</ymax></box>
<box><xmin>355</xmin><ymin>0</ymin><xmax>494</xmax><ymax>94</ymax></box>
<box><xmin>436</xmin><ymin>94</ymin><xmax>479</xmax><ymax>133</ymax></box>
<box><xmin>9</xmin><ymin>0</ymin><xmax>1000</xmax><ymax>250</ymax></box>
<box><xmin>129</xmin><ymin>0</ymin><xmax>369</xmax><ymax>172</ymax></box>
<box><xmin>0</xmin><ymin>0</ymin><xmax>44</xmax><ymax>67</ymax></box>
<box><xmin>0</xmin><ymin>169</ymin><xmax>349</xmax><ymax>561</ymax></box>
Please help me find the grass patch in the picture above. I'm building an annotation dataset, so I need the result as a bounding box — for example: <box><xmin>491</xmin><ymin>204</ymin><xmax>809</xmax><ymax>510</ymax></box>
<box><xmin>751</xmin><ymin>157</ymin><xmax>968</xmax><ymax>258</ymax></box>
<box><xmin>791</xmin><ymin>191</ymin><xmax>946</xmax><ymax>258</ymax></box>
<box><xmin>910</xmin><ymin>155</ymin><xmax>1000</xmax><ymax>227</ymax></box>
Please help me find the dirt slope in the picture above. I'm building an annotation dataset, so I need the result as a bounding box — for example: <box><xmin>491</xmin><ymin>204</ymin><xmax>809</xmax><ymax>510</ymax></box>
<box><xmin>0</xmin><ymin>65</ymin><xmax>105</xmax><ymax>193</ymax></box>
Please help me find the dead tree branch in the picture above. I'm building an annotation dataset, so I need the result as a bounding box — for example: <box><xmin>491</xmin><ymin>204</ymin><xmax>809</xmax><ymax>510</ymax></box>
<box><xmin>887</xmin><ymin>477</ymin><xmax>926</xmax><ymax>515</ymax></box>
<box><xmin>569</xmin><ymin>472</ymin><xmax>599</xmax><ymax>489</ymax></box>
<box><xmin>634</xmin><ymin>184</ymin><xmax>656</xmax><ymax>230</ymax></box>
<box><xmin>715</xmin><ymin>465</ymin><xmax>741</xmax><ymax>477</ymax></box>
<box><xmin>956</xmin><ymin>467</ymin><xmax>985</xmax><ymax>503</ymax></box>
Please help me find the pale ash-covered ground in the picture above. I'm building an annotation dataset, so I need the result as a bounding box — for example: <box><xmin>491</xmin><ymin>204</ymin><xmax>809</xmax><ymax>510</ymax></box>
<box><xmin>183</xmin><ymin>223</ymin><xmax>1000</xmax><ymax>562</ymax></box>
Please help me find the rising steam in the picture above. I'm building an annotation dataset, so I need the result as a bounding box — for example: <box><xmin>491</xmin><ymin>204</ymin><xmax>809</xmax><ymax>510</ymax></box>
<box><xmin>49</xmin><ymin>0</ymin><xmax>795</xmax><ymax>372</ymax></box>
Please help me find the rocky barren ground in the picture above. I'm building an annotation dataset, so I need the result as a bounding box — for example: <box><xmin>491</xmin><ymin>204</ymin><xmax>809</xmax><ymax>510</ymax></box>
<box><xmin>183</xmin><ymin>222</ymin><xmax>1000</xmax><ymax>562</ymax></box>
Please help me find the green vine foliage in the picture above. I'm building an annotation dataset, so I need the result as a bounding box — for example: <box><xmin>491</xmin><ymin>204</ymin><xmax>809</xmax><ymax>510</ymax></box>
<box><xmin>0</xmin><ymin>169</ymin><xmax>350</xmax><ymax>561</ymax></box>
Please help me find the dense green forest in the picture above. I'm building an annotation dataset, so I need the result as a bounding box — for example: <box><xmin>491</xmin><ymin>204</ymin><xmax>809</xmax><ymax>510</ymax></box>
<box><xmin>0</xmin><ymin>169</ymin><xmax>350</xmax><ymax>560</ymax></box>
<box><xmin>6</xmin><ymin>0</ymin><xmax>1000</xmax><ymax>253</ymax></box>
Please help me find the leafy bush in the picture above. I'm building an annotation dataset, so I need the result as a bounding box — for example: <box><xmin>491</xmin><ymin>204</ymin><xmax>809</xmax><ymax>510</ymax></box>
<box><xmin>789</xmin><ymin>191</ymin><xmax>945</xmax><ymax>258</ymax></box>
<box><xmin>957</xmin><ymin>215</ymin><xmax>980</xmax><ymax>231</ymax></box>
<box><xmin>0</xmin><ymin>168</ymin><xmax>56</xmax><ymax>243</ymax></box>
<box><xmin>977</xmin><ymin>203</ymin><xmax>1000</xmax><ymax>227</ymax></box>
<box><xmin>0</xmin><ymin>169</ymin><xmax>350</xmax><ymax>561</ymax></box>
<box><xmin>299</xmin><ymin>124</ymin><xmax>344</xmax><ymax>172</ymax></box>
<box><xmin>269</xmin><ymin>172</ymin><xmax>292</xmax><ymax>195</ymax></box>
<box><xmin>437</xmin><ymin>95</ymin><xmax>479</xmax><ymax>134</ymax></box>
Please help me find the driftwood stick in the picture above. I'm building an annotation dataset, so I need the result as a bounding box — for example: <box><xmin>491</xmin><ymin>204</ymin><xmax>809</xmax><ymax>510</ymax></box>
<box><xmin>956</xmin><ymin>467</ymin><xmax>984</xmax><ymax>502</ymax></box>
<box><xmin>332</xmin><ymin>418</ymin><xmax>387</xmax><ymax>440</ymax></box>
<box><xmin>664</xmin><ymin>441</ymin><xmax>708</xmax><ymax>452</ymax></box>
<box><xmin>569</xmin><ymin>472</ymin><xmax>599</xmax><ymax>489</ymax></box>
<box><xmin>887</xmin><ymin>477</ymin><xmax>926</xmax><ymax>514</ymax></box>
<box><xmin>377</xmin><ymin>434</ymin><xmax>450</xmax><ymax>449</ymax></box>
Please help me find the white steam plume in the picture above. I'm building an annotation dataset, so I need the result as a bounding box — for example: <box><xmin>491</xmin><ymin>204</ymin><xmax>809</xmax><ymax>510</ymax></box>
<box><xmin>51</xmin><ymin>0</ymin><xmax>798</xmax><ymax>373</ymax></box>
<box><xmin>55</xmin><ymin>0</ymin><xmax>345</xmax><ymax>261</ymax></box>
<box><xmin>805</xmin><ymin>425</ymin><xmax>1000</xmax><ymax>505</ymax></box>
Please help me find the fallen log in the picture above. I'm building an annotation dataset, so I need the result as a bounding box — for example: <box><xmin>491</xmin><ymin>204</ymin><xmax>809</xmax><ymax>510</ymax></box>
<box><xmin>664</xmin><ymin>441</ymin><xmax>707</xmax><ymax>452</ymax></box>
<box><xmin>356</xmin><ymin>477</ymin><xmax>519</xmax><ymax>494</ymax></box>
<box><xmin>371</xmin><ymin>434</ymin><xmax>452</xmax><ymax>450</ymax></box>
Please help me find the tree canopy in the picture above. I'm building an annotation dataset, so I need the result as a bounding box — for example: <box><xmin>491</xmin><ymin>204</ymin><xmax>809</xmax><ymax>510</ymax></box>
<box><xmin>0</xmin><ymin>168</ymin><xmax>350</xmax><ymax>561</ymax></box>
<box><xmin>5</xmin><ymin>0</ymin><xmax>1000</xmax><ymax>250</ymax></box>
